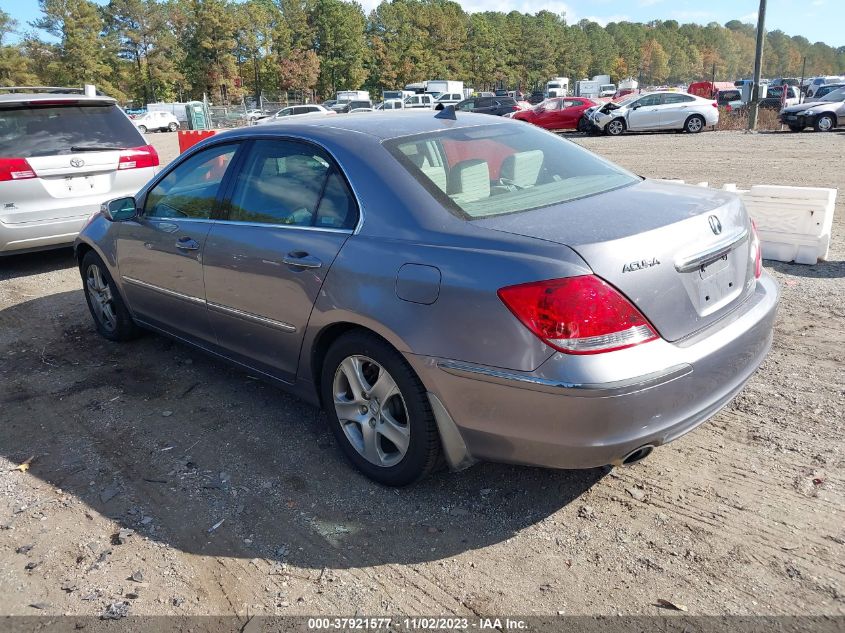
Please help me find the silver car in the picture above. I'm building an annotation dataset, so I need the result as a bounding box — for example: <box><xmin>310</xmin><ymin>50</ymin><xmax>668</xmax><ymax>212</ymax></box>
<box><xmin>0</xmin><ymin>88</ymin><xmax>159</xmax><ymax>255</ymax></box>
<box><xmin>75</xmin><ymin>112</ymin><xmax>778</xmax><ymax>485</ymax></box>
<box><xmin>589</xmin><ymin>91</ymin><xmax>719</xmax><ymax>135</ymax></box>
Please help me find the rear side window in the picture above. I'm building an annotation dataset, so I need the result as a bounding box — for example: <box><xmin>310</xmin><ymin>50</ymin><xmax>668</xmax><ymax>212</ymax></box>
<box><xmin>226</xmin><ymin>139</ymin><xmax>357</xmax><ymax>229</ymax></box>
<box><xmin>663</xmin><ymin>94</ymin><xmax>695</xmax><ymax>104</ymax></box>
<box><xmin>0</xmin><ymin>103</ymin><xmax>144</xmax><ymax>158</ymax></box>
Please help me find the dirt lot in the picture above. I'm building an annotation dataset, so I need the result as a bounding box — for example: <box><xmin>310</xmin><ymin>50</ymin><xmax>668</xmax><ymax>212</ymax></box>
<box><xmin>1</xmin><ymin>129</ymin><xmax>843</xmax><ymax>621</ymax></box>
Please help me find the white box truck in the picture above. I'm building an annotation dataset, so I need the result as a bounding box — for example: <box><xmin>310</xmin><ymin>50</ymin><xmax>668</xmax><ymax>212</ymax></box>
<box><xmin>336</xmin><ymin>90</ymin><xmax>370</xmax><ymax>103</ymax></box>
<box><xmin>575</xmin><ymin>80</ymin><xmax>601</xmax><ymax>98</ymax></box>
<box><xmin>545</xmin><ymin>77</ymin><xmax>569</xmax><ymax>98</ymax></box>
<box><xmin>425</xmin><ymin>80</ymin><xmax>464</xmax><ymax>97</ymax></box>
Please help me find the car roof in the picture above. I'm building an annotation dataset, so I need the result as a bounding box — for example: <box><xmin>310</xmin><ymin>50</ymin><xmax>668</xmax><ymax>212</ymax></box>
<box><xmin>0</xmin><ymin>92</ymin><xmax>117</xmax><ymax>105</ymax></box>
<box><xmin>214</xmin><ymin>110</ymin><xmax>510</xmax><ymax>142</ymax></box>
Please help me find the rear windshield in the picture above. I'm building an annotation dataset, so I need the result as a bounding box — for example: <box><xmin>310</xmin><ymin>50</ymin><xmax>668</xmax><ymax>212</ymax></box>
<box><xmin>0</xmin><ymin>103</ymin><xmax>144</xmax><ymax>158</ymax></box>
<box><xmin>385</xmin><ymin>124</ymin><xmax>639</xmax><ymax>219</ymax></box>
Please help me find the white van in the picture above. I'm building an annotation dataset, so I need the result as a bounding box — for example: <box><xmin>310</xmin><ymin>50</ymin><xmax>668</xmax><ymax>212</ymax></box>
<box><xmin>404</xmin><ymin>94</ymin><xmax>435</xmax><ymax>109</ymax></box>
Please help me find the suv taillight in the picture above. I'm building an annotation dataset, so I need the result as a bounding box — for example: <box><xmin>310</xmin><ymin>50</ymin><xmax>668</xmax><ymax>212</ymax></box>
<box><xmin>118</xmin><ymin>145</ymin><xmax>159</xmax><ymax>170</ymax></box>
<box><xmin>0</xmin><ymin>157</ymin><xmax>36</xmax><ymax>182</ymax></box>
<box><xmin>497</xmin><ymin>275</ymin><xmax>659</xmax><ymax>355</ymax></box>
<box><xmin>750</xmin><ymin>220</ymin><xmax>762</xmax><ymax>278</ymax></box>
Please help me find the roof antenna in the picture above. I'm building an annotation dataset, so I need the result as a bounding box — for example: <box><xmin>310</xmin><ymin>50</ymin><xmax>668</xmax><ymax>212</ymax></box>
<box><xmin>434</xmin><ymin>104</ymin><xmax>456</xmax><ymax>120</ymax></box>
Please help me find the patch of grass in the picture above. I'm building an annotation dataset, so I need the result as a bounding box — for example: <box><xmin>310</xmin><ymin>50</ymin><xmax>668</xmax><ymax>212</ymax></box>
<box><xmin>717</xmin><ymin>106</ymin><xmax>784</xmax><ymax>131</ymax></box>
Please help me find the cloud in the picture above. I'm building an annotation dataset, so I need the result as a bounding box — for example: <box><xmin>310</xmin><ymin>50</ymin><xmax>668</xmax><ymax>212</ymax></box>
<box><xmin>638</xmin><ymin>0</ymin><xmax>664</xmax><ymax>6</ymax></box>
<box><xmin>670</xmin><ymin>10</ymin><xmax>717</xmax><ymax>21</ymax></box>
<box><xmin>739</xmin><ymin>12</ymin><xmax>758</xmax><ymax>22</ymax></box>
<box><xmin>582</xmin><ymin>14</ymin><xmax>631</xmax><ymax>26</ymax></box>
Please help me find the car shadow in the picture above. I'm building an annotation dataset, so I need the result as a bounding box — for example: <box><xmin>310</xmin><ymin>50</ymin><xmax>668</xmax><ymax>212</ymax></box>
<box><xmin>0</xmin><ymin>290</ymin><xmax>606</xmax><ymax>571</ymax></box>
<box><xmin>766</xmin><ymin>259</ymin><xmax>845</xmax><ymax>279</ymax></box>
<box><xmin>0</xmin><ymin>247</ymin><xmax>77</xmax><ymax>281</ymax></box>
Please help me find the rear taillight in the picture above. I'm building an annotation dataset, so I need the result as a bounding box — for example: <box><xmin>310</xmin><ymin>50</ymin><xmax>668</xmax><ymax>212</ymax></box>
<box><xmin>712</xmin><ymin>102</ymin><xmax>719</xmax><ymax>108</ymax></box>
<box><xmin>0</xmin><ymin>157</ymin><xmax>36</xmax><ymax>182</ymax></box>
<box><xmin>497</xmin><ymin>275</ymin><xmax>659</xmax><ymax>355</ymax></box>
<box><xmin>750</xmin><ymin>220</ymin><xmax>762</xmax><ymax>278</ymax></box>
<box><xmin>512</xmin><ymin>106</ymin><xmax>520</xmax><ymax>111</ymax></box>
<box><xmin>118</xmin><ymin>145</ymin><xmax>159</xmax><ymax>170</ymax></box>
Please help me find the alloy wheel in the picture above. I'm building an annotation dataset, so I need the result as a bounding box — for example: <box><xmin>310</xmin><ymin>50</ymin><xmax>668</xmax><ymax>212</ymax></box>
<box><xmin>607</xmin><ymin>120</ymin><xmax>624</xmax><ymax>135</ymax></box>
<box><xmin>687</xmin><ymin>117</ymin><xmax>703</xmax><ymax>132</ymax></box>
<box><xmin>86</xmin><ymin>264</ymin><xmax>117</xmax><ymax>333</ymax></box>
<box><xmin>332</xmin><ymin>355</ymin><xmax>410</xmax><ymax>468</ymax></box>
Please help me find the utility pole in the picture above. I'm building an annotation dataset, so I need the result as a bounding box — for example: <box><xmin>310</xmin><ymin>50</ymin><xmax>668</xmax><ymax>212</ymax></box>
<box><xmin>747</xmin><ymin>0</ymin><xmax>767</xmax><ymax>130</ymax></box>
<box><xmin>798</xmin><ymin>57</ymin><xmax>806</xmax><ymax>104</ymax></box>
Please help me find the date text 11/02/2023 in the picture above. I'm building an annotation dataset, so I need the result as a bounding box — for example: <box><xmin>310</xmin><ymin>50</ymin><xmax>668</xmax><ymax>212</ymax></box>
<box><xmin>307</xmin><ymin>617</ymin><xmax>528</xmax><ymax>630</ymax></box>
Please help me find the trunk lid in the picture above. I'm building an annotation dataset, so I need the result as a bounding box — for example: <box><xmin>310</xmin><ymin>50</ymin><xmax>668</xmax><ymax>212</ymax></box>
<box><xmin>475</xmin><ymin>179</ymin><xmax>756</xmax><ymax>342</ymax></box>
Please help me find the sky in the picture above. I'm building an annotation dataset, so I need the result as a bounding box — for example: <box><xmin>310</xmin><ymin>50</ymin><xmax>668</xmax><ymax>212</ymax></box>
<box><xmin>1</xmin><ymin>0</ymin><xmax>843</xmax><ymax>48</ymax></box>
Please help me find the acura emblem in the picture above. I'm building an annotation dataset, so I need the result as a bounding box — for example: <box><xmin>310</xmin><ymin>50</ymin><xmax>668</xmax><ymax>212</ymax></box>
<box><xmin>70</xmin><ymin>158</ymin><xmax>85</xmax><ymax>168</ymax></box>
<box><xmin>708</xmin><ymin>215</ymin><xmax>722</xmax><ymax>235</ymax></box>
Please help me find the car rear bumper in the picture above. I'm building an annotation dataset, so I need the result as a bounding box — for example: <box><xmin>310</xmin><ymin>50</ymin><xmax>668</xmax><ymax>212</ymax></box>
<box><xmin>410</xmin><ymin>273</ymin><xmax>779</xmax><ymax>470</ymax></box>
<box><xmin>0</xmin><ymin>214</ymin><xmax>90</xmax><ymax>254</ymax></box>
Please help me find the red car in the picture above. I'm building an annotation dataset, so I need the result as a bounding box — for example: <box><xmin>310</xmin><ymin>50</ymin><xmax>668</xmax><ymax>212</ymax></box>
<box><xmin>510</xmin><ymin>97</ymin><xmax>599</xmax><ymax>130</ymax></box>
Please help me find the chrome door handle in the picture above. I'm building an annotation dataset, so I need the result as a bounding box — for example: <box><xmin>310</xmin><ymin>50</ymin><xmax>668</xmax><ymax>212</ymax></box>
<box><xmin>282</xmin><ymin>253</ymin><xmax>322</xmax><ymax>269</ymax></box>
<box><xmin>176</xmin><ymin>237</ymin><xmax>200</xmax><ymax>250</ymax></box>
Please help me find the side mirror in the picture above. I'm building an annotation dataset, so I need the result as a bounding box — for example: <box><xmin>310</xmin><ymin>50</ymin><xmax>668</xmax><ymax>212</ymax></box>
<box><xmin>102</xmin><ymin>197</ymin><xmax>138</xmax><ymax>222</ymax></box>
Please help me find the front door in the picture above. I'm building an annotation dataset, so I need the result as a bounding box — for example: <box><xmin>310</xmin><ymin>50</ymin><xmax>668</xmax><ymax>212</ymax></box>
<box><xmin>116</xmin><ymin>142</ymin><xmax>240</xmax><ymax>344</ymax></box>
<box><xmin>202</xmin><ymin>139</ymin><xmax>359</xmax><ymax>382</ymax></box>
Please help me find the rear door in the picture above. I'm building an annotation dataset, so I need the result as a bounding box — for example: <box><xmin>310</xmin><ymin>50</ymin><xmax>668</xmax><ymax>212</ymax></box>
<box><xmin>117</xmin><ymin>142</ymin><xmax>241</xmax><ymax>344</ymax></box>
<box><xmin>626</xmin><ymin>94</ymin><xmax>662</xmax><ymax>130</ymax></box>
<box><xmin>659</xmin><ymin>93</ymin><xmax>697</xmax><ymax>129</ymax></box>
<box><xmin>202</xmin><ymin>139</ymin><xmax>358</xmax><ymax>381</ymax></box>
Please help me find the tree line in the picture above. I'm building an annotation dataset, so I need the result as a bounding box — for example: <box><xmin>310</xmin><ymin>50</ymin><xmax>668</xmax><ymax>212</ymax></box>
<box><xmin>1</xmin><ymin>0</ymin><xmax>843</xmax><ymax>106</ymax></box>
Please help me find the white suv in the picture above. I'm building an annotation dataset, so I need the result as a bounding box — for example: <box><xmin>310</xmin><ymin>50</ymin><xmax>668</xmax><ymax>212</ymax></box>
<box><xmin>132</xmin><ymin>110</ymin><xmax>180</xmax><ymax>133</ymax></box>
<box><xmin>0</xmin><ymin>89</ymin><xmax>159</xmax><ymax>255</ymax></box>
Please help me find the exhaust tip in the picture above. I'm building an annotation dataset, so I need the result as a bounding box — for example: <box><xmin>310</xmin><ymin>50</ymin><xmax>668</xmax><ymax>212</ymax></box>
<box><xmin>621</xmin><ymin>445</ymin><xmax>654</xmax><ymax>466</ymax></box>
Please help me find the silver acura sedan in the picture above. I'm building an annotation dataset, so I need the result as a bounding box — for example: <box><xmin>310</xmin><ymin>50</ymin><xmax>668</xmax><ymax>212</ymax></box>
<box><xmin>75</xmin><ymin>111</ymin><xmax>778</xmax><ymax>485</ymax></box>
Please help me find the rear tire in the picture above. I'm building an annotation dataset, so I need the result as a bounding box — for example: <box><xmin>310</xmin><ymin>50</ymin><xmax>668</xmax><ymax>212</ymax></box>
<box><xmin>320</xmin><ymin>331</ymin><xmax>441</xmax><ymax>486</ymax></box>
<box><xmin>137</xmin><ymin>125</ymin><xmax>147</xmax><ymax>134</ymax></box>
<box><xmin>684</xmin><ymin>114</ymin><xmax>706</xmax><ymax>133</ymax></box>
<box><xmin>605</xmin><ymin>118</ymin><xmax>625</xmax><ymax>136</ymax></box>
<box><xmin>814</xmin><ymin>114</ymin><xmax>835</xmax><ymax>132</ymax></box>
<box><xmin>81</xmin><ymin>250</ymin><xmax>140</xmax><ymax>342</ymax></box>
<box><xmin>168</xmin><ymin>122</ymin><xmax>178</xmax><ymax>132</ymax></box>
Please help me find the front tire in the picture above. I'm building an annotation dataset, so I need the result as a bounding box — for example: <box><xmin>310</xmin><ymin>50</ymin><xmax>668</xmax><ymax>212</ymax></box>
<box><xmin>814</xmin><ymin>114</ymin><xmax>835</xmax><ymax>132</ymax></box>
<box><xmin>321</xmin><ymin>331</ymin><xmax>441</xmax><ymax>486</ymax></box>
<box><xmin>81</xmin><ymin>250</ymin><xmax>140</xmax><ymax>342</ymax></box>
<box><xmin>684</xmin><ymin>114</ymin><xmax>705</xmax><ymax>133</ymax></box>
<box><xmin>137</xmin><ymin>125</ymin><xmax>147</xmax><ymax>134</ymax></box>
<box><xmin>168</xmin><ymin>122</ymin><xmax>178</xmax><ymax>132</ymax></box>
<box><xmin>605</xmin><ymin>118</ymin><xmax>625</xmax><ymax>136</ymax></box>
<box><xmin>788</xmin><ymin>124</ymin><xmax>803</xmax><ymax>132</ymax></box>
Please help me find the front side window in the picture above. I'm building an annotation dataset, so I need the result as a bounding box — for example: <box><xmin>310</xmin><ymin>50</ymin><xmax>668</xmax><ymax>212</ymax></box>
<box><xmin>385</xmin><ymin>124</ymin><xmax>638</xmax><ymax>219</ymax></box>
<box><xmin>226</xmin><ymin>139</ymin><xmax>357</xmax><ymax>229</ymax></box>
<box><xmin>635</xmin><ymin>94</ymin><xmax>662</xmax><ymax>107</ymax></box>
<box><xmin>457</xmin><ymin>100</ymin><xmax>475</xmax><ymax>111</ymax></box>
<box><xmin>144</xmin><ymin>143</ymin><xmax>238</xmax><ymax>219</ymax></box>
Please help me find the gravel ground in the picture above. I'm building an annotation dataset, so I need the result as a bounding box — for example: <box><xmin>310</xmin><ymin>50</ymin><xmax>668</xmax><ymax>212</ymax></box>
<box><xmin>0</xmin><ymin>128</ymin><xmax>843</xmax><ymax>620</ymax></box>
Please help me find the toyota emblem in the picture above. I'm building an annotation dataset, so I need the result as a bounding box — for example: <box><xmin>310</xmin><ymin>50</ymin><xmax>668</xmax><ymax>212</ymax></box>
<box><xmin>70</xmin><ymin>158</ymin><xmax>85</xmax><ymax>168</ymax></box>
<box><xmin>708</xmin><ymin>215</ymin><xmax>722</xmax><ymax>235</ymax></box>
